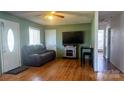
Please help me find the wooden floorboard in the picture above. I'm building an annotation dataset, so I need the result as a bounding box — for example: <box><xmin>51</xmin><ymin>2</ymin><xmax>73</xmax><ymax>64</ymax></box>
<box><xmin>0</xmin><ymin>58</ymin><xmax>124</xmax><ymax>81</ymax></box>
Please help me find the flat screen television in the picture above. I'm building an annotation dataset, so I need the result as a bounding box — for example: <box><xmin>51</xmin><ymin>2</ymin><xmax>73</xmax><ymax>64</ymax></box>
<box><xmin>62</xmin><ymin>31</ymin><xmax>84</xmax><ymax>45</ymax></box>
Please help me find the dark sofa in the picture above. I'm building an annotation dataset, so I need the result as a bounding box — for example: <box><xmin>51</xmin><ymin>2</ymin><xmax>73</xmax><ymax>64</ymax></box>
<box><xmin>21</xmin><ymin>44</ymin><xmax>56</xmax><ymax>67</ymax></box>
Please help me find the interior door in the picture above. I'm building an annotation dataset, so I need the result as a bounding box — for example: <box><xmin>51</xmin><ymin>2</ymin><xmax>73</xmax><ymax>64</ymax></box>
<box><xmin>45</xmin><ymin>29</ymin><xmax>56</xmax><ymax>51</ymax></box>
<box><xmin>1</xmin><ymin>19</ymin><xmax>21</xmax><ymax>73</ymax></box>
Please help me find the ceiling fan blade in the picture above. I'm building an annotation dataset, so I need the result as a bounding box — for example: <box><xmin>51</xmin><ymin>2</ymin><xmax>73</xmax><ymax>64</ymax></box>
<box><xmin>60</xmin><ymin>11</ymin><xmax>94</xmax><ymax>17</ymax></box>
<box><xmin>34</xmin><ymin>12</ymin><xmax>64</xmax><ymax>19</ymax></box>
<box><xmin>53</xmin><ymin>14</ymin><xmax>64</xmax><ymax>18</ymax></box>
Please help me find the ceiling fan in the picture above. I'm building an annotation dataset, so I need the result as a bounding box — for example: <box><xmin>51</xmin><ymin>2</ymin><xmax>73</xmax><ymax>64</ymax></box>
<box><xmin>37</xmin><ymin>11</ymin><xmax>64</xmax><ymax>20</ymax></box>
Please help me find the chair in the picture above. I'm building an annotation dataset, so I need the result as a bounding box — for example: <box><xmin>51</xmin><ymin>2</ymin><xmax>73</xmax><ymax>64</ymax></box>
<box><xmin>80</xmin><ymin>47</ymin><xmax>93</xmax><ymax>67</ymax></box>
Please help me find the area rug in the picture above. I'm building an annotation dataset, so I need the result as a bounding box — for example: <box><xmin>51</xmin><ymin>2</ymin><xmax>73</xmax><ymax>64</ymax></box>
<box><xmin>6</xmin><ymin>66</ymin><xmax>29</xmax><ymax>75</ymax></box>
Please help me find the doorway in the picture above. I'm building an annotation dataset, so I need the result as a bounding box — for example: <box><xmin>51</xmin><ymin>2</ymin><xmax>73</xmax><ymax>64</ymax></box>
<box><xmin>97</xmin><ymin>29</ymin><xmax>105</xmax><ymax>71</ymax></box>
<box><xmin>98</xmin><ymin>29</ymin><xmax>104</xmax><ymax>53</ymax></box>
<box><xmin>0</xmin><ymin>19</ymin><xmax>21</xmax><ymax>73</ymax></box>
<box><xmin>45</xmin><ymin>29</ymin><xmax>56</xmax><ymax>51</ymax></box>
<box><xmin>97</xmin><ymin>27</ymin><xmax>112</xmax><ymax>72</ymax></box>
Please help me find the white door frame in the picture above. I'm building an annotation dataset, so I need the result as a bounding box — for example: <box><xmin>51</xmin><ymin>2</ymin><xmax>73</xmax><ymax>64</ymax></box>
<box><xmin>0</xmin><ymin>19</ymin><xmax>21</xmax><ymax>73</ymax></box>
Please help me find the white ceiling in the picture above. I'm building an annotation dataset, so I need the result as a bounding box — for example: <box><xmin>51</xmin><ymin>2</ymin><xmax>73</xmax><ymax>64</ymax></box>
<box><xmin>7</xmin><ymin>11</ymin><xmax>94</xmax><ymax>26</ymax></box>
<box><xmin>99</xmin><ymin>11</ymin><xmax>121</xmax><ymax>25</ymax></box>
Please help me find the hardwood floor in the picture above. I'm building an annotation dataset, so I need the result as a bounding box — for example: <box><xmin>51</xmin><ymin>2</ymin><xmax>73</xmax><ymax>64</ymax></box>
<box><xmin>96</xmin><ymin>52</ymin><xmax>124</xmax><ymax>80</ymax></box>
<box><xmin>0</xmin><ymin>57</ymin><xmax>124</xmax><ymax>81</ymax></box>
<box><xmin>0</xmin><ymin>59</ymin><xmax>94</xmax><ymax>81</ymax></box>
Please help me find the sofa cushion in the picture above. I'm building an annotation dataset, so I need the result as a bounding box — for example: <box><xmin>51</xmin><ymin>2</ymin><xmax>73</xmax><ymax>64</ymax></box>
<box><xmin>32</xmin><ymin>45</ymin><xmax>46</xmax><ymax>54</ymax></box>
<box><xmin>29</xmin><ymin>54</ymin><xmax>47</xmax><ymax>65</ymax></box>
<box><xmin>22</xmin><ymin>44</ymin><xmax>46</xmax><ymax>55</ymax></box>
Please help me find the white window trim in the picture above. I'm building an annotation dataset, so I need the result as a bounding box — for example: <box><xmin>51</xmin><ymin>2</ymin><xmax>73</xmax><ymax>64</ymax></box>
<box><xmin>29</xmin><ymin>26</ymin><xmax>40</xmax><ymax>32</ymax></box>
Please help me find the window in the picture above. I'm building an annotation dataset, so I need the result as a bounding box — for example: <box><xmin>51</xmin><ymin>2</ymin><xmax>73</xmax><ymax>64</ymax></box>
<box><xmin>29</xmin><ymin>27</ymin><xmax>40</xmax><ymax>45</ymax></box>
<box><xmin>7</xmin><ymin>29</ymin><xmax>14</xmax><ymax>52</ymax></box>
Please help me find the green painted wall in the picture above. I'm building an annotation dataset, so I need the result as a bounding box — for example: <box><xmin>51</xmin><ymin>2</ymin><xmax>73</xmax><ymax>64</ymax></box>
<box><xmin>45</xmin><ymin>23</ymin><xmax>92</xmax><ymax>58</ymax></box>
<box><xmin>91</xmin><ymin>12</ymin><xmax>98</xmax><ymax>71</ymax></box>
<box><xmin>0</xmin><ymin>12</ymin><xmax>45</xmax><ymax>48</ymax></box>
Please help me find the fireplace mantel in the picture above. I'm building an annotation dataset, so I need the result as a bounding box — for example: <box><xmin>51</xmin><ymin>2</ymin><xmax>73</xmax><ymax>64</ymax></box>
<box><xmin>63</xmin><ymin>45</ymin><xmax>77</xmax><ymax>58</ymax></box>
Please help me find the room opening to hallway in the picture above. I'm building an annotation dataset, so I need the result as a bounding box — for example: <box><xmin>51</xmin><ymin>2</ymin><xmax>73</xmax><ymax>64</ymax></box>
<box><xmin>97</xmin><ymin>11</ymin><xmax>122</xmax><ymax>74</ymax></box>
<box><xmin>97</xmin><ymin>27</ymin><xmax>120</xmax><ymax>74</ymax></box>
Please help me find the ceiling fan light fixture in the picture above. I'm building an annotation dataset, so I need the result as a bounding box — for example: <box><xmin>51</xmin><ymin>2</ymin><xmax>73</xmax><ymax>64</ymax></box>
<box><xmin>51</xmin><ymin>11</ymin><xmax>55</xmax><ymax>14</ymax></box>
<box><xmin>44</xmin><ymin>11</ymin><xmax>64</xmax><ymax>20</ymax></box>
<box><xmin>48</xmin><ymin>15</ymin><xmax>53</xmax><ymax>20</ymax></box>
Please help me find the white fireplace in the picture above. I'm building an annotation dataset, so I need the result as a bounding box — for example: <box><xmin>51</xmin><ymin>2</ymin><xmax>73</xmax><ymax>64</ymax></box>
<box><xmin>64</xmin><ymin>45</ymin><xmax>77</xmax><ymax>58</ymax></box>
